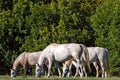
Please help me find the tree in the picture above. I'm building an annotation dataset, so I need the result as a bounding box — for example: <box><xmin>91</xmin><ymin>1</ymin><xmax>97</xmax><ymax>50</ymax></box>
<box><xmin>91</xmin><ymin>0</ymin><xmax>120</xmax><ymax>76</ymax></box>
<box><xmin>0</xmin><ymin>0</ymin><xmax>104</xmax><ymax>75</ymax></box>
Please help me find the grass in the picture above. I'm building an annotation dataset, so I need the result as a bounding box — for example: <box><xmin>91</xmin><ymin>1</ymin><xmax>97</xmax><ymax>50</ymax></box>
<box><xmin>0</xmin><ymin>75</ymin><xmax>119</xmax><ymax>80</ymax></box>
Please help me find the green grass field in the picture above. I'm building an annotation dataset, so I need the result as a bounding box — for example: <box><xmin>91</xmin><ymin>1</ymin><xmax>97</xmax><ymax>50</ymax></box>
<box><xmin>0</xmin><ymin>75</ymin><xmax>119</xmax><ymax>80</ymax></box>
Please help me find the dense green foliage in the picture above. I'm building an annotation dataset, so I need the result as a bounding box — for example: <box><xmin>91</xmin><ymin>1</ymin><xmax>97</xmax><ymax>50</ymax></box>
<box><xmin>0</xmin><ymin>0</ymin><xmax>119</xmax><ymax>77</ymax></box>
<box><xmin>91</xmin><ymin>0</ymin><xmax>120</xmax><ymax>76</ymax></box>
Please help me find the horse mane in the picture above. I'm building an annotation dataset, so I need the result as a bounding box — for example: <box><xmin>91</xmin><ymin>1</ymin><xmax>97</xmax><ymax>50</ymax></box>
<box><xmin>50</xmin><ymin>43</ymin><xmax>59</xmax><ymax>47</ymax></box>
<box><xmin>12</xmin><ymin>52</ymin><xmax>27</xmax><ymax>69</ymax></box>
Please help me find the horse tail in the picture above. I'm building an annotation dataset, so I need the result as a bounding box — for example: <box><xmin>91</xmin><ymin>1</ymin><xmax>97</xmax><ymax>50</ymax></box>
<box><xmin>105</xmin><ymin>49</ymin><xmax>110</xmax><ymax>76</ymax></box>
<box><xmin>80</xmin><ymin>44</ymin><xmax>92</xmax><ymax>72</ymax></box>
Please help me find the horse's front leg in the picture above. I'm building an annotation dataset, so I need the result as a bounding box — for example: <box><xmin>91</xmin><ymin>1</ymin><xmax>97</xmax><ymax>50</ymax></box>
<box><xmin>47</xmin><ymin>60</ymin><xmax>52</xmax><ymax>78</ymax></box>
<box><xmin>23</xmin><ymin>66</ymin><xmax>27</xmax><ymax>77</ymax></box>
<box><xmin>54</xmin><ymin>62</ymin><xmax>61</xmax><ymax>78</ymax></box>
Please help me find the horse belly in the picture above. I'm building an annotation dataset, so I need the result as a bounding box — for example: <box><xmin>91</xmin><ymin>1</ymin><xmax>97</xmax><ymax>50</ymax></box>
<box><xmin>88</xmin><ymin>50</ymin><xmax>98</xmax><ymax>63</ymax></box>
<box><xmin>82</xmin><ymin>48</ymin><xmax>97</xmax><ymax>63</ymax></box>
<box><xmin>54</xmin><ymin>47</ymin><xmax>72</xmax><ymax>62</ymax></box>
<box><xmin>27</xmin><ymin>56</ymin><xmax>37</xmax><ymax>65</ymax></box>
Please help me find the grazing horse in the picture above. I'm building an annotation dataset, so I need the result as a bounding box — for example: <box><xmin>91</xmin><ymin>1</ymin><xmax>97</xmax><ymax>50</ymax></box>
<box><xmin>36</xmin><ymin>43</ymin><xmax>91</xmax><ymax>78</ymax></box>
<box><xmin>63</xmin><ymin>47</ymin><xmax>110</xmax><ymax>78</ymax></box>
<box><xmin>10</xmin><ymin>51</ymin><xmax>48</xmax><ymax>77</ymax></box>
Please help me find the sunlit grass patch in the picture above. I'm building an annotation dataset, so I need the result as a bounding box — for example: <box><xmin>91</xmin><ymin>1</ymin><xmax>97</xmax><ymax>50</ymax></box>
<box><xmin>0</xmin><ymin>75</ymin><xmax>119</xmax><ymax>80</ymax></box>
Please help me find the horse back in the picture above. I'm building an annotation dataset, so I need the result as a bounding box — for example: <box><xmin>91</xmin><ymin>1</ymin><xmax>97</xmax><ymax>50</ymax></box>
<box><xmin>53</xmin><ymin>43</ymin><xmax>81</xmax><ymax>61</ymax></box>
<box><xmin>26</xmin><ymin>51</ymin><xmax>42</xmax><ymax>66</ymax></box>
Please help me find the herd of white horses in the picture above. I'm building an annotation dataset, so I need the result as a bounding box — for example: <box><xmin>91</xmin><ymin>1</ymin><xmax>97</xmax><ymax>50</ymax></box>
<box><xmin>10</xmin><ymin>43</ymin><xmax>110</xmax><ymax>78</ymax></box>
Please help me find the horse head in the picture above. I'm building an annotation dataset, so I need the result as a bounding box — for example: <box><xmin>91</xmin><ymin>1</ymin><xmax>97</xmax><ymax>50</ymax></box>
<box><xmin>10</xmin><ymin>69</ymin><xmax>17</xmax><ymax>77</ymax></box>
<box><xmin>62</xmin><ymin>63</ymin><xmax>69</xmax><ymax>77</ymax></box>
<box><xmin>35</xmin><ymin>64</ymin><xmax>43</xmax><ymax>77</ymax></box>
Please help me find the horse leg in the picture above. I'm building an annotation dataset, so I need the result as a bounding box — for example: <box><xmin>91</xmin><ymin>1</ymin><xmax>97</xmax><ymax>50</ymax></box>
<box><xmin>47</xmin><ymin>60</ymin><xmax>52</xmax><ymax>78</ymax></box>
<box><xmin>28</xmin><ymin>67</ymin><xmax>32</xmax><ymax>76</ymax></box>
<box><xmin>74</xmin><ymin>59</ymin><xmax>80</xmax><ymax>78</ymax></box>
<box><xmin>105</xmin><ymin>50</ymin><xmax>110</xmax><ymax>77</ymax></box>
<box><xmin>44</xmin><ymin>66</ymin><xmax>48</xmax><ymax>77</ymax></box>
<box><xmin>82</xmin><ymin>64</ymin><xmax>87</xmax><ymax>78</ymax></box>
<box><xmin>105</xmin><ymin>69</ymin><xmax>107</xmax><ymax>78</ymax></box>
<box><xmin>101</xmin><ymin>63</ymin><xmax>105</xmax><ymax>78</ymax></box>
<box><xmin>98</xmin><ymin>56</ymin><xmax>107</xmax><ymax>78</ymax></box>
<box><xmin>44</xmin><ymin>70</ymin><xmax>47</xmax><ymax>77</ymax></box>
<box><xmin>99</xmin><ymin>62</ymin><xmax>105</xmax><ymax>78</ymax></box>
<box><xmin>79</xmin><ymin>64</ymin><xmax>83</xmax><ymax>78</ymax></box>
<box><xmin>67</xmin><ymin>63</ymin><xmax>73</xmax><ymax>77</ymax></box>
<box><xmin>54</xmin><ymin>62</ymin><xmax>61</xmax><ymax>78</ymax></box>
<box><xmin>93</xmin><ymin>62</ymin><xmax>99</xmax><ymax>78</ymax></box>
<box><xmin>104</xmin><ymin>64</ymin><xmax>107</xmax><ymax>78</ymax></box>
<box><xmin>23</xmin><ymin>65</ymin><xmax>27</xmax><ymax>77</ymax></box>
<box><xmin>72</xmin><ymin>61</ymin><xmax>83</xmax><ymax>78</ymax></box>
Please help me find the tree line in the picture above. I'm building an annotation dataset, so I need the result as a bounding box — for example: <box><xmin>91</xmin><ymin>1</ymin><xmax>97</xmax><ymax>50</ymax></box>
<box><xmin>0</xmin><ymin>0</ymin><xmax>120</xmax><ymax>76</ymax></box>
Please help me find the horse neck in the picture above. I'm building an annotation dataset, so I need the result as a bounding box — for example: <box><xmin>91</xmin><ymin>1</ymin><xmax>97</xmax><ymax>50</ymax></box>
<box><xmin>39</xmin><ymin>54</ymin><xmax>45</xmax><ymax>66</ymax></box>
<box><xmin>12</xmin><ymin>52</ymin><xmax>26</xmax><ymax>70</ymax></box>
<box><xmin>13</xmin><ymin>58</ymin><xmax>20</xmax><ymax>70</ymax></box>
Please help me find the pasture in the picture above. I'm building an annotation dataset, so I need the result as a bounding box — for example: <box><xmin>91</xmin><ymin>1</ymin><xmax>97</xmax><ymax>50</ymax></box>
<box><xmin>0</xmin><ymin>75</ymin><xmax>119</xmax><ymax>80</ymax></box>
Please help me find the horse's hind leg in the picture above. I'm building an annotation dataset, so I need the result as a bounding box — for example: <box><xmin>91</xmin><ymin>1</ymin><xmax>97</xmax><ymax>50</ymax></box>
<box><xmin>83</xmin><ymin>65</ymin><xmax>87</xmax><ymax>78</ymax></box>
<box><xmin>71</xmin><ymin>61</ymin><xmax>82</xmax><ymax>77</ymax></box>
<box><xmin>104</xmin><ymin>65</ymin><xmax>107</xmax><ymax>78</ymax></box>
<box><xmin>79</xmin><ymin>64</ymin><xmax>83</xmax><ymax>78</ymax></box>
<box><xmin>100</xmin><ymin>62</ymin><xmax>106</xmax><ymax>78</ymax></box>
<box><xmin>101</xmin><ymin>63</ymin><xmax>105</xmax><ymax>78</ymax></box>
<box><xmin>93</xmin><ymin>62</ymin><xmax>99</xmax><ymax>78</ymax></box>
<box><xmin>74</xmin><ymin>59</ymin><xmax>80</xmax><ymax>78</ymax></box>
<box><xmin>98</xmin><ymin>56</ymin><xmax>106</xmax><ymax>78</ymax></box>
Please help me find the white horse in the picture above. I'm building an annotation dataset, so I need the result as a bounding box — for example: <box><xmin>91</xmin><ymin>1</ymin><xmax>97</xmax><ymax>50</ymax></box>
<box><xmin>36</xmin><ymin>43</ymin><xmax>91</xmax><ymax>78</ymax></box>
<box><xmin>10</xmin><ymin>51</ymin><xmax>48</xmax><ymax>77</ymax></box>
<box><xmin>63</xmin><ymin>47</ymin><xmax>110</xmax><ymax>78</ymax></box>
